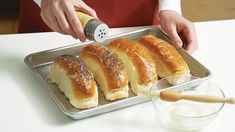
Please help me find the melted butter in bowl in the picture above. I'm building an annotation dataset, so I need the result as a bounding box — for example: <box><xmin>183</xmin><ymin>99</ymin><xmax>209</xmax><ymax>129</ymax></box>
<box><xmin>151</xmin><ymin>80</ymin><xmax>225</xmax><ymax>131</ymax></box>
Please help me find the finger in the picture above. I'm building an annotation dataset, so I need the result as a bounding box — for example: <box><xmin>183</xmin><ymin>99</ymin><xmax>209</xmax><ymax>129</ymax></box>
<box><xmin>75</xmin><ymin>1</ymin><xmax>98</xmax><ymax>18</ymax></box>
<box><xmin>40</xmin><ymin>11</ymin><xmax>52</xmax><ymax>29</ymax></box>
<box><xmin>183</xmin><ymin>26</ymin><xmax>198</xmax><ymax>54</ymax></box>
<box><xmin>185</xmin><ymin>38</ymin><xmax>198</xmax><ymax>54</ymax></box>
<box><xmin>52</xmin><ymin>6</ymin><xmax>77</xmax><ymax>38</ymax></box>
<box><xmin>64</xmin><ymin>3</ymin><xmax>86</xmax><ymax>41</ymax></box>
<box><xmin>185</xmin><ymin>42</ymin><xmax>194</xmax><ymax>54</ymax></box>
<box><xmin>48</xmin><ymin>14</ymin><xmax>66</xmax><ymax>34</ymax></box>
<box><xmin>166</xmin><ymin>25</ymin><xmax>183</xmax><ymax>48</ymax></box>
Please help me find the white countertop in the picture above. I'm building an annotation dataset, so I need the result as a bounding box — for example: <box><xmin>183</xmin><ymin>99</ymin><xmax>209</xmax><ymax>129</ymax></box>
<box><xmin>0</xmin><ymin>19</ymin><xmax>235</xmax><ymax>132</ymax></box>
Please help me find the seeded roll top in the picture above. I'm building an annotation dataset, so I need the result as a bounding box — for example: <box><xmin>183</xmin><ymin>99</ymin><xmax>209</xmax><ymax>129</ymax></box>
<box><xmin>49</xmin><ymin>54</ymin><xmax>98</xmax><ymax>109</ymax></box>
<box><xmin>80</xmin><ymin>44</ymin><xmax>128</xmax><ymax>90</ymax></box>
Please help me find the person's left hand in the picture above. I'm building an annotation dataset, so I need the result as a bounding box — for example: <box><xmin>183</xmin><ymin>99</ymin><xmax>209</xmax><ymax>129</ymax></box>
<box><xmin>159</xmin><ymin>10</ymin><xmax>198</xmax><ymax>54</ymax></box>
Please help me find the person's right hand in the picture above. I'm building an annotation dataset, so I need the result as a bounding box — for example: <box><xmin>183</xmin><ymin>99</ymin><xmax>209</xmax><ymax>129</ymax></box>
<box><xmin>40</xmin><ymin>0</ymin><xmax>97</xmax><ymax>42</ymax></box>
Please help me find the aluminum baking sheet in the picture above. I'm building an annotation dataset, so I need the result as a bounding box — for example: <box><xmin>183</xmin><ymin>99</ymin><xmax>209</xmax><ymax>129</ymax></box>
<box><xmin>24</xmin><ymin>28</ymin><xmax>212</xmax><ymax>119</ymax></box>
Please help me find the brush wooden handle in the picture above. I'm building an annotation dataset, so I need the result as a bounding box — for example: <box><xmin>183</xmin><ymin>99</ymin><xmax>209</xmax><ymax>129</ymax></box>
<box><xmin>139</xmin><ymin>90</ymin><xmax>235</xmax><ymax>104</ymax></box>
<box><xmin>160</xmin><ymin>90</ymin><xmax>235</xmax><ymax>104</ymax></box>
<box><xmin>182</xmin><ymin>94</ymin><xmax>235</xmax><ymax>104</ymax></box>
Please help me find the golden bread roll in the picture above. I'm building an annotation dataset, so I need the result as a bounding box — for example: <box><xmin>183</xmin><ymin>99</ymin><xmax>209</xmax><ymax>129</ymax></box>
<box><xmin>80</xmin><ymin>44</ymin><xmax>129</xmax><ymax>100</ymax></box>
<box><xmin>48</xmin><ymin>55</ymin><xmax>98</xmax><ymax>109</ymax></box>
<box><xmin>107</xmin><ymin>38</ymin><xmax>158</xmax><ymax>94</ymax></box>
<box><xmin>138</xmin><ymin>35</ymin><xmax>190</xmax><ymax>85</ymax></box>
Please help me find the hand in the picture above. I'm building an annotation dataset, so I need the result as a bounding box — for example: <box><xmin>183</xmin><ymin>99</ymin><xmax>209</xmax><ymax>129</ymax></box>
<box><xmin>159</xmin><ymin>11</ymin><xmax>198</xmax><ymax>54</ymax></box>
<box><xmin>40</xmin><ymin>0</ymin><xmax>97</xmax><ymax>41</ymax></box>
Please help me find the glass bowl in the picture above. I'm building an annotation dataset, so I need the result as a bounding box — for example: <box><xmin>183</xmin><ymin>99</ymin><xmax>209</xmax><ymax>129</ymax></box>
<box><xmin>151</xmin><ymin>77</ymin><xmax>225</xmax><ymax>131</ymax></box>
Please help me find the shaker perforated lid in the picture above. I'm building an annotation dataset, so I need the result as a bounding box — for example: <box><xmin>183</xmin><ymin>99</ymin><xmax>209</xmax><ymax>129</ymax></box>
<box><xmin>93</xmin><ymin>24</ymin><xmax>109</xmax><ymax>43</ymax></box>
<box><xmin>84</xmin><ymin>19</ymin><xmax>109</xmax><ymax>43</ymax></box>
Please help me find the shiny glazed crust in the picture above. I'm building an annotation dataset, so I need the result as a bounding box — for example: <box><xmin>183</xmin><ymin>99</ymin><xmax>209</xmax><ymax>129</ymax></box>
<box><xmin>138</xmin><ymin>35</ymin><xmax>190</xmax><ymax>85</ymax></box>
<box><xmin>48</xmin><ymin>55</ymin><xmax>98</xmax><ymax>109</ymax></box>
<box><xmin>80</xmin><ymin>44</ymin><xmax>129</xmax><ymax>100</ymax></box>
<box><xmin>107</xmin><ymin>38</ymin><xmax>158</xmax><ymax>94</ymax></box>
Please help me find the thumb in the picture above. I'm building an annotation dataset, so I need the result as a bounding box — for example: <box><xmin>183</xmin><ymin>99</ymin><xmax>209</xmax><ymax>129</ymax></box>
<box><xmin>167</xmin><ymin>26</ymin><xmax>183</xmax><ymax>48</ymax></box>
<box><xmin>75</xmin><ymin>1</ymin><xmax>98</xmax><ymax>18</ymax></box>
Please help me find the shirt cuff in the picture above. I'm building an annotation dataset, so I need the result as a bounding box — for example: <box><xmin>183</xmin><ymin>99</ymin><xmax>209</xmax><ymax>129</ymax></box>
<box><xmin>158</xmin><ymin>0</ymin><xmax>182</xmax><ymax>15</ymax></box>
<box><xmin>34</xmin><ymin>0</ymin><xmax>41</xmax><ymax>7</ymax></box>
